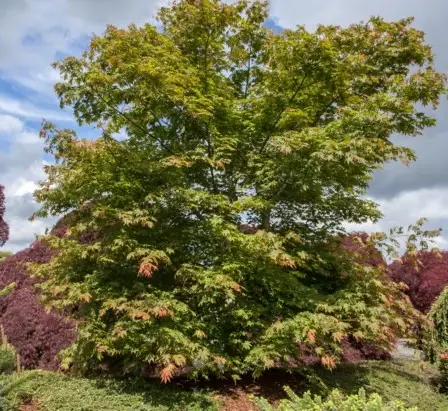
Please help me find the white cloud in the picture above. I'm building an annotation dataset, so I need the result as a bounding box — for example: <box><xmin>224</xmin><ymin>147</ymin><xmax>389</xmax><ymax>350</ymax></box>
<box><xmin>0</xmin><ymin>114</ymin><xmax>51</xmax><ymax>252</ymax></box>
<box><xmin>0</xmin><ymin>0</ymin><xmax>447</xmax><ymax>255</ymax></box>
<box><xmin>0</xmin><ymin>95</ymin><xmax>71</xmax><ymax>121</ymax></box>
<box><xmin>0</xmin><ymin>115</ymin><xmax>24</xmax><ymax>134</ymax></box>
<box><xmin>345</xmin><ymin>188</ymin><xmax>448</xmax><ymax>254</ymax></box>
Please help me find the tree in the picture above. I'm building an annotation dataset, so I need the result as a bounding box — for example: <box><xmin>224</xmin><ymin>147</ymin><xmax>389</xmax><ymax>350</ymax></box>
<box><xmin>32</xmin><ymin>0</ymin><xmax>446</xmax><ymax>380</ymax></box>
<box><xmin>0</xmin><ymin>185</ymin><xmax>8</xmax><ymax>247</ymax></box>
<box><xmin>0</xmin><ymin>240</ymin><xmax>75</xmax><ymax>370</ymax></box>
<box><xmin>390</xmin><ymin>251</ymin><xmax>448</xmax><ymax>313</ymax></box>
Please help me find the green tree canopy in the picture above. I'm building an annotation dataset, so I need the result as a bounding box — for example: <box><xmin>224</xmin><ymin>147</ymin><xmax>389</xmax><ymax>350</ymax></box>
<box><xmin>32</xmin><ymin>0</ymin><xmax>446</xmax><ymax>381</ymax></box>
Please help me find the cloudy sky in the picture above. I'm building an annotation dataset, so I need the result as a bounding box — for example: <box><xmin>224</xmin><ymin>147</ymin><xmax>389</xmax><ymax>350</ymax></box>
<box><xmin>0</xmin><ymin>0</ymin><xmax>447</xmax><ymax>252</ymax></box>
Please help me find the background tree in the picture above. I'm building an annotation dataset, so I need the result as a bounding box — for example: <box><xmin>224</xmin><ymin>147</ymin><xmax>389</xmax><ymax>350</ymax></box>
<box><xmin>389</xmin><ymin>251</ymin><xmax>448</xmax><ymax>313</ymax></box>
<box><xmin>0</xmin><ymin>185</ymin><xmax>8</xmax><ymax>247</ymax></box>
<box><xmin>0</xmin><ymin>239</ymin><xmax>75</xmax><ymax>370</ymax></box>
<box><xmin>32</xmin><ymin>0</ymin><xmax>446</xmax><ymax>381</ymax></box>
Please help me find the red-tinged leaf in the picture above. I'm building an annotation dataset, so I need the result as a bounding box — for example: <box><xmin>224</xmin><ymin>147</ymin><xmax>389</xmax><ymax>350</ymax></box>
<box><xmin>194</xmin><ymin>330</ymin><xmax>207</xmax><ymax>339</ymax></box>
<box><xmin>96</xmin><ymin>344</ymin><xmax>108</xmax><ymax>353</ymax></box>
<box><xmin>79</xmin><ymin>293</ymin><xmax>92</xmax><ymax>303</ymax></box>
<box><xmin>307</xmin><ymin>330</ymin><xmax>316</xmax><ymax>344</ymax></box>
<box><xmin>321</xmin><ymin>355</ymin><xmax>336</xmax><ymax>369</ymax></box>
<box><xmin>130</xmin><ymin>311</ymin><xmax>151</xmax><ymax>320</ymax></box>
<box><xmin>214</xmin><ymin>356</ymin><xmax>226</xmax><ymax>365</ymax></box>
<box><xmin>160</xmin><ymin>363</ymin><xmax>176</xmax><ymax>383</ymax></box>
<box><xmin>153</xmin><ymin>307</ymin><xmax>174</xmax><ymax>319</ymax></box>
<box><xmin>333</xmin><ymin>332</ymin><xmax>344</xmax><ymax>343</ymax></box>
<box><xmin>138</xmin><ymin>261</ymin><xmax>158</xmax><ymax>278</ymax></box>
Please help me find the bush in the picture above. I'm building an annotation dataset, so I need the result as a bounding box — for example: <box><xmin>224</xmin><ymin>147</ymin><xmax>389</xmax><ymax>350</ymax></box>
<box><xmin>389</xmin><ymin>251</ymin><xmax>448</xmax><ymax>313</ymax></box>
<box><xmin>0</xmin><ymin>242</ymin><xmax>75</xmax><ymax>370</ymax></box>
<box><xmin>255</xmin><ymin>387</ymin><xmax>417</xmax><ymax>411</ymax></box>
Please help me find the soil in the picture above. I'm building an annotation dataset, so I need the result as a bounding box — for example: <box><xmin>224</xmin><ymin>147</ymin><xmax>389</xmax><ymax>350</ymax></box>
<box><xmin>181</xmin><ymin>369</ymin><xmax>307</xmax><ymax>411</ymax></box>
<box><xmin>19</xmin><ymin>399</ymin><xmax>40</xmax><ymax>411</ymax></box>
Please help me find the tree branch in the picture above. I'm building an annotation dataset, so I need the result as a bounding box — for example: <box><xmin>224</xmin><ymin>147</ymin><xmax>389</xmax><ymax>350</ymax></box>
<box><xmin>90</xmin><ymin>86</ymin><xmax>174</xmax><ymax>155</ymax></box>
<box><xmin>259</xmin><ymin>73</ymin><xmax>308</xmax><ymax>153</ymax></box>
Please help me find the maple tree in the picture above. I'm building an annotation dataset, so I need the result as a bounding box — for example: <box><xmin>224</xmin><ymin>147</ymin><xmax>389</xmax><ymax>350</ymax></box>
<box><xmin>31</xmin><ymin>0</ymin><xmax>446</xmax><ymax>380</ymax></box>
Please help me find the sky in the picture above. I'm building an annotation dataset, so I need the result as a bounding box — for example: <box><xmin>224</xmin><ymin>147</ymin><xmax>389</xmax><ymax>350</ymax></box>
<box><xmin>0</xmin><ymin>0</ymin><xmax>447</xmax><ymax>252</ymax></box>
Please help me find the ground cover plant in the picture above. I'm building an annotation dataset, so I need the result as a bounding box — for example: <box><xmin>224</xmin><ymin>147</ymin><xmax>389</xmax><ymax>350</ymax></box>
<box><xmin>313</xmin><ymin>360</ymin><xmax>448</xmax><ymax>411</ymax></box>
<box><xmin>255</xmin><ymin>388</ymin><xmax>417</xmax><ymax>411</ymax></box>
<box><xmin>0</xmin><ymin>370</ymin><xmax>218</xmax><ymax>411</ymax></box>
<box><xmin>0</xmin><ymin>360</ymin><xmax>446</xmax><ymax>410</ymax></box>
<box><xmin>28</xmin><ymin>0</ymin><xmax>447</xmax><ymax>382</ymax></box>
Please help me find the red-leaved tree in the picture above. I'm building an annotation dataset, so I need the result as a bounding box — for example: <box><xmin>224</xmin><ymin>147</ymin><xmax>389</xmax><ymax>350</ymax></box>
<box><xmin>0</xmin><ymin>240</ymin><xmax>75</xmax><ymax>369</ymax></box>
<box><xmin>389</xmin><ymin>251</ymin><xmax>448</xmax><ymax>313</ymax></box>
<box><xmin>342</xmin><ymin>232</ymin><xmax>386</xmax><ymax>268</ymax></box>
<box><xmin>0</xmin><ymin>185</ymin><xmax>8</xmax><ymax>247</ymax></box>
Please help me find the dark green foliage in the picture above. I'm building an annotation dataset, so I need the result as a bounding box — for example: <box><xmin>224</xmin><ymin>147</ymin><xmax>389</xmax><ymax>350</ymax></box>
<box><xmin>31</xmin><ymin>0</ymin><xmax>446</xmax><ymax>380</ymax></box>
<box><xmin>0</xmin><ymin>323</ymin><xmax>16</xmax><ymax>376</ymax></box>
<box><xmin>0</xmin><ymin>345</ymin><xmax>15</xmax><ymax>375</ymax></box>
<box><xmin>428</xmin><ymin>286</ymin><xmax>448</xmax><ymax>389</ymax></box>
<box><xmin>0</xmin><ymin>371</ymin><xmax>217</xmax><ymax>411</ymax></box>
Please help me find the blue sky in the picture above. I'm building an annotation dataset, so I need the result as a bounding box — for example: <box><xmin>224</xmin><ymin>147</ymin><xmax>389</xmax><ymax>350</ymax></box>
<box><xmin>0</xmin><ymin>0</ymin><xmax>447</xmax><ymax>252</ymax></box>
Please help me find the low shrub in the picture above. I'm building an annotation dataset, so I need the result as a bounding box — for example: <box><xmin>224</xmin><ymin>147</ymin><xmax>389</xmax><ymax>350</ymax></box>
<box><xmin>0</xmin><ymin>370</ymin><xmax>218</xmax><ymax>411</ymax></box>
<box><xmin>255</xmin><ymin>387</ymin><xmax>417</xmax><ymax>411</ymax></box>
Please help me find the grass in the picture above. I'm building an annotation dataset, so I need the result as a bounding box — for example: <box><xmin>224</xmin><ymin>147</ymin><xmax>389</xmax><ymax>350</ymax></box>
<box><xmin>0</xmin><ymin>361</ymin><xmax>446</xmax><ymax>410</ymax></box>
<box><xmin>0</xmin><ymin>370</ymin><xmax>218</xmax><ymax>411</ymax></box>
<box><xmin>314</xmin><ymin>360</ymin><xmax>448</xmax><ymax>411</ymax></box>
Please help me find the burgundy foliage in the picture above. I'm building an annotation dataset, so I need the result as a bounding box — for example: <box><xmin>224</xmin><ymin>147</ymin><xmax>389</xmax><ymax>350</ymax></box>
<box><xmin>342</xmin><ymin>232</ymin><xmax>386</xmax><ymax>268</ymax></box>
<box><xmin>0</xmin><ymin>241</ymin><xmax>76</xmax><ymax>370</ymax></box>
<box><xmin>389</xmin><ymin>251</ymin><xmax>448</xmax><ymax>313</ymax></box>
<box><xmin>290</xmin><ymin>338</ymin><xmax>390</xmax><ymax>367</ymax></box>
<box><xmin>340</xmin><ymin>338</ymin><xmax>391</xmax><ymax>362</ymax></box>
<box><xmin>0</xmin><ymin>185</ymin><xmax>9</xmax><ymax>247</ymax></box>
